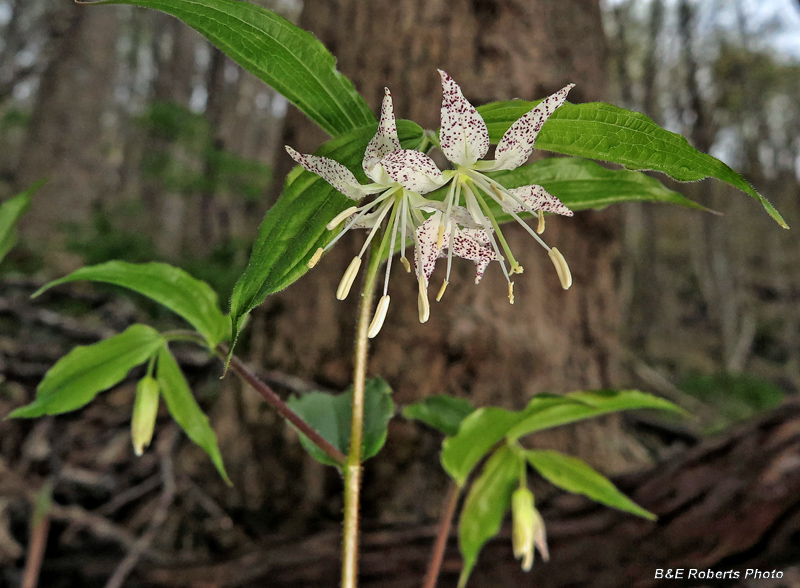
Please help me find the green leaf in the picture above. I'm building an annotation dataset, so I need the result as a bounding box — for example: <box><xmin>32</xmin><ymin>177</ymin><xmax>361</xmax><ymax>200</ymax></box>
<box><xmin>457</xmin><ymin>446</ymin><xmax>521</xmax><ymax>588</ymax></box>
<box><xmin>489</xmin><ymin>157</ymin><xmax>714</xmax><ymax>219</ymax></box>
<box><xmin>442</xmin><ymin>391</ymin><xmax>682</xmax><ymax>487</ymax></box>
<box><xmin>0</xmin><ymin>179</ymin><xmax>46</xmax><ymax>263</ymax></box>
<box><xmin>505</xmin><ymin>389</ymin><xmax>684</xmax><ymax>442</ymax></box>
<box><xmin>156</xmin><ymin>345</ymin><xmax>230</xmax><ymax>483</ymax></box>
<box><xmin>402</xmin><ymin>395</ymin><xmax>475</xmax><ymax>437</ymax></box>
<box><xmin>83</xmin><ymin>0</ymin><xmax>374</xmax><ymax>137</ymax></box>
<box><xmin>442</xmin><ymin>407</ymin><xmax>525</xmax><ymax>487</ymax></box>
<box><xmin>9</xmin><ymin>325</ymin><xmax>164</xmax><ymax>418</ymax></box>
<box><xmin>525</xmin><ymin>449</ymin><xmax>655</xmax><ymax>520</ymax></box>
<box><xmin>478</xmin><ymin>101</ymin><xmax>787</xmax><ymax>228</ymax></box>
<box><xmin>229</xmin><ymin>120</ymin><xmax>423</xmax><ymax>346</ymax></box>
<box><xmin>286</xmin><ymin>378</ymin><xmax>394</xmax><ymax>467</ymax></box>
<box><xmin>34</xmin><ymin>261</ymin><xmax>228</xmax><ymax>347</ymax></box>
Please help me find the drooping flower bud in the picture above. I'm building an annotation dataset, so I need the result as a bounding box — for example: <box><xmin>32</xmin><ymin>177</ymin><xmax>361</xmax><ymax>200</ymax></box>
<box><xmin>511</xmin><ymin>486</ymin><xmax>549</xmax><ymax>572</ymax></box>
<box><xmin>131</xmin><ymin>376</ymin><xmax>160</xmax><ymax>456</ymax></box>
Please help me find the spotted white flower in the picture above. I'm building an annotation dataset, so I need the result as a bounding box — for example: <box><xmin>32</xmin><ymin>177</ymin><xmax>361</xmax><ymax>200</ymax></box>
<box><xmin>413</xmin><ymin>205</ymin><xmax>499</xmax><ymax>320</ymax></box>
<box><xmin>425</xmin><ymin>70</ymin><xmax>575</xmax><ymax>308</ymax></box>
<box><xmin>287</xmin><ymin>88</ymin><xmax>445</xmax><ymax>337</ymax></box>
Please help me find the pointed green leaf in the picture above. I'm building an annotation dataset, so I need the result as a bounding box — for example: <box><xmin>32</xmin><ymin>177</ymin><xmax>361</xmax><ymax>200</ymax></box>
<box><xmin>0</xmin><ymin>179</ymin><xmax>46</xmax><ymax>263</ymax></box>
<box><xmin>402</xmin><ymin>395</ymin><xmax>474</xmax><ymax>437</ymax></box>
<box><xmin>505</xmin><ymin>389</ymin><xmax>684</xmax><ymax>442</ymax></box>
<box><xmin>525</xmin><ymin>449</ymin><xmax>655</xmax><ymax>520</ymax></box>
<box><xmin>82</xmin><ymin>0</ymin><xmax>374</xmax><ymax>137</ymax></box>
<box><xmin>458</xmin><ymin>446</ymin><xmax>521</xmax><ymax>588</ymax></box>
<box><xmin>230</xmin><ymin>120</ymin><xmax>423</xmax><ymax>346</ymax></box>
<box><xmin>9</xmin><ymin>325</ymin><xmax>164</xmax><ymax>418</ymax></box>
<box><xmin>441</xmin><ymin>395</ymin><xmax>581</xmax><ymax>487</ymax></box>
<box><xmin>478</xmin><ymin>101</ymin><xmax>787</xmax><ymax>228</ymax></box>
<box><xmin>489</xmin><ymin>157</ymin><xmax>714</xmax><ymax>219</ymax></box>
<box><xmin>442</xmin><ymin>390</ymin><xmax>682</xmax><ymax>487</ymax></box>
<box><xmin>34</xmin><ymin>261</ymin><xmax>228</xmax><ymax>347</ymax></box>
<box><xmin>286</xmin><ymin>378</ymin><xmax>394</xmax><ymax>467</ymax></box>
<box><xmin>156</xmin><ymin>345</ymin><xmax>230</xmax><ymax>483</ymax></box>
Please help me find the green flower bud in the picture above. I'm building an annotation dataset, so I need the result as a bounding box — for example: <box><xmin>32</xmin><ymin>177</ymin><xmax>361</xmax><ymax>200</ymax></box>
<box><xmin>131</xmin><ymin>376</ymin><xmax>159</xmax><ymax>456</ymax></box>
<box><xmin>511</xmin><ymin>486</ymin><xmax>549</xmax><ymax>572</ymax></box>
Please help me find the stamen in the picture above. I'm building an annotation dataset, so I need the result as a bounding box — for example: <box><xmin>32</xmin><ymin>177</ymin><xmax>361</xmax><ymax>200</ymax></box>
<box><xmin>337</xmin><ymin>257</ymin><xmax>362</xmax><ymax>300</ymax></box>
<box><xmin>548</xmin><ymin>247</ymin><xmax>572</xmax><ymax>290</ymax></box>
<box><xmin>417</xmin><ymin>275</ymin><xmax>431</xmax><ymax>323</ymax></box>
<box><xmin>436</xmin><ymin>280</ymin><xmax>449</xmax><ymax>302</ymax></box>
<box><xmin>508</xmin><ymin>282</ymin><xmax>515</xmax><ymax>304</ymax></box>
<box><xmin>510</xmin><ymin>265</ymin><xmax>524</xmax><ymax>275</ymax></box>
<box><xmin>367</xmin><ymin>295</ymin><xmax>391</xmax><ymax>338</ymax></box>
<box><xmin>437</xmin><ymin>224</ymin><xmax>445</xmax><ymax>249</ymax></box>
<box><xmin>537</xmin><ymin>210</ymin><xmax>545</xmax><ymax>234</ymax></box>
<box><xmin>327</xmin><ymin>206</ymin><xmax>359</xmax><ymax>230</ymax></box>
<box><xmin>400</xmin><ymin>257</ymin><xmax>411</xmax><ymax>273</ymax></box>
<box><xmin>308</xmin><ymin>247</ymin><xmax>324</xmax><ymax>268</ymax></box>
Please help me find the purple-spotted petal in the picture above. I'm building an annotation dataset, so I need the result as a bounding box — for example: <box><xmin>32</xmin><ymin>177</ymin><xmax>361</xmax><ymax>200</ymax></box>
<box><xmin>286</xmin><ymin>146</ymin><xmax>367</xmax><ymax>200</ymax></box>
<box><xmin>507</xmin><ymin>185</ymin><xmax>573</xmax><ymax>216</ymax></box>
<box><xmin>453</xmin><ymin>227</ymin><xmax>499</xmax><ymax>284</ymax></box>
<box><xmin>490</xmin><ymin>84</ymin><xmax>574</xmax><ymax>171</ymax></box>
<box><xmin>414</xmin><ymin>213</ymin><xmax>446</xmax><ymax>285</ymax></box>
<box><xmin>438</xmin><ymin>70</ymin><xmax>489</xmax><ymax>167</ymax></box>
<box><xmin>381</xmin><ymin>149</ymin><xmax>445</xmax><ymax>194</ymax></box>
<box><xmin>363</xmin><ymin>87</ymin><xmax>402</xmax><ymax>182</ymax></box>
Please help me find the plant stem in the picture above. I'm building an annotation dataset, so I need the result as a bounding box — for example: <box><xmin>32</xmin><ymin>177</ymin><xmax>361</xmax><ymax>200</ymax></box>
<box><xmin>342</xmin><ymin>246</ymin><xmax>381</xmax><ymax>588</ymax></box>
<box><xmin>422</xmin><ymin>481</ymin><xmax>461</xmax><ymax>588</ymax></box>
<box><xmin>219</xmin><ymin>345</ymin><xmax>347</xmax><ymax>466</ymax></box>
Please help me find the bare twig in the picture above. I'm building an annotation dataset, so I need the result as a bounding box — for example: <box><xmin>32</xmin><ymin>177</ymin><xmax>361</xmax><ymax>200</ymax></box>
<box><xmin>422</xmin><ymin>482</ymin><xmax>460</xmax><ymax>588</ymax></box>
<box><xmin>21</xmin><ymin>480</ymin><xmax>53</xmax><ymax>588</ymax></box>
<box><xmin>104</xmin><ymin>428</ymin><xmax>179</xmax><ymax>588</ymax></box>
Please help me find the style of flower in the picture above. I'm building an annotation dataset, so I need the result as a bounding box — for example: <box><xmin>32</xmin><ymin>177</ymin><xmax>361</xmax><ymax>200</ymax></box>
<box><xmin>420</xmin><ymin>70</ymin><xmax>575</xmax><ymax>309</ymax></box>
<box><xmin>511</xmin><ymin>486</ymin><xmax>549</xmax><ymax>572</ymax></box>
<box><xmin>286</xmin><ymin>88</ymin><xmax>445</xmax><ymax>337</ymax></box>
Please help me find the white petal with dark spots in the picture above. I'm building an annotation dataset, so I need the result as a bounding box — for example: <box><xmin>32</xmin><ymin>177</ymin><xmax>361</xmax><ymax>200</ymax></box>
<box><xmin>438</xmin><ymin>70</ymin><xmax>490</xmax><ymax>167</ymax></box>
<box><xmin>363</xmin><ymin>87</ymin><xmax>402</xmax><ymax>182</ymax></box>
<box><xmin>507</xmin><ymin>185</ymin><xmax>573</xmax><ymax>216</ymax></box>
<box><xmin>382</xmin><ymin>149</ymin><xmax>445</xmax><ymax>194</ymax></box>
<box><xmin>285</xmin><ymin>146</ymin><xmax>366</xmax><ymax>200</ymax></box>
<box><xmin>490</xmin><ymin>84</ymin><xmax>574</xmax><ymax>171</ymax></box>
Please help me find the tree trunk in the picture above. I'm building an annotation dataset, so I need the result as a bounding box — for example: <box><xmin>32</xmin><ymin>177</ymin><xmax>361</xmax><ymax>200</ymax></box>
<box><xmin>247</xmin><ymin>0</ymin><xmax>650</xmax><ymax>529</ymax></box>
<box><xmin>16</xmin><ymin>3</ymin><xmax>120</xmax><ymax>265</ymax></box>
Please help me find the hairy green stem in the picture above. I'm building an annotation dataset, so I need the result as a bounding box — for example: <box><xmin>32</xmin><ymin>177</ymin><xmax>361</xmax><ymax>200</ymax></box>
<box><xmin>342</xmin><ymin>245</ymin><xmax>381</xmax><ymax>588</ymax></box>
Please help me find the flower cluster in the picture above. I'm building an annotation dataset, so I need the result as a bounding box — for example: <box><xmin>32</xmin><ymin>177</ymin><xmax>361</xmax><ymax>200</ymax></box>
<box><xmin>287</xmin><ymin>72</ymin><xmax>575</xmax><ymax>337</ymax></box>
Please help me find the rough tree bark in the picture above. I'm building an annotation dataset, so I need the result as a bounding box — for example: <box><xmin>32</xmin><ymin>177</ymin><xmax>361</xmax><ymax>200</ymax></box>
<box><xmin>15</xmin><ymin>3</ymin><xmax>120</xmax><ymax>264</ymax></box>
<box><xmin>248</xmin><ymin>0</ymin><xmax>649</xmax><ymax>529</ymax></box>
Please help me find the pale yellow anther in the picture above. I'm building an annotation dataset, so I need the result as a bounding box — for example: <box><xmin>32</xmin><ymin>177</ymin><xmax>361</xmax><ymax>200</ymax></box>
<box><xmin>548</xmin><ymin>247</ymin><xmax>572</xmax><ymax>290</ymax></box>
<box><xmin>510</xmin><ymin>264</ymin><xmax>524</xmax><ymax>275</ymax></box>
<box><xmin>337</xmin><ymin>257</ymin><xmax>362</xmax><ymax>300</ymax></box>
<box><xmin>436</xmin><ymin>224</ymin><xmax>445</xmax><ymax>249</ymax></box>
<box><xmin>508</xmin><ymin>281</ymin><xmax>515</xmax><ymax>304</ymax></box>
<box><xmin>367</xmin><ymin>295</ymin><xmax>391</xmax><ymax>338</ymax></box>
<box><xmin>537</xmin><ymin>210</ymin><xmax>545</xmax><ymax>234</ymax></box>
<box><xmin>490</xmin><ymin>183</ymin><xmax>505</xmax><ymax>201</ymax></box>
<box><xmin>400</xmin><ymin>256</ymin><xmax>411</xmax><ymax>273</ymax></box>
<box><xmin>327</xmin><ymin>206</ymin><xmax>358</xmax><ymax>230</ymax></box>
<box><xmin>436</xmin><ymin>280</ymin><xmax>449</xmax><ymax>302</ymax></box>
<box><xmin>417</xmin><ymin>275</ymin><xmax>431</xmax><ymax>323</ymax></box>
<box><xmin>307</xmin><ymin>247</ymin><xmax>324</xmax><ymax>268</ymax></box>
